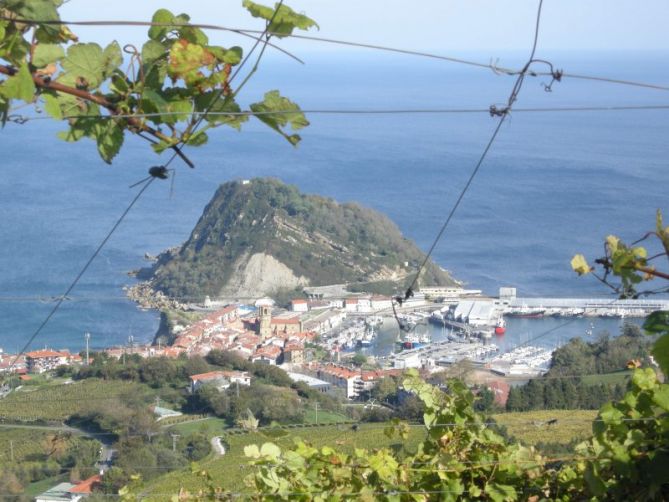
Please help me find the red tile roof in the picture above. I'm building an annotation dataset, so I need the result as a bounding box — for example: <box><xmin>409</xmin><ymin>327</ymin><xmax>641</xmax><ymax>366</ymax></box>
<box><xmin>271</xmin><ymin>318</ymin><xmax>300</xmax><ymax>325</ymax></box>
<box><xmin>69</xmin><ymin>475</ymin><xmax>102</xmax><ymax>494</ymax></box>
<box><xmin>25</xmin><ymin>350</ymin><xmax>68</xmax><ymax>359</ymax></box>
<box><xmin>189</xmin><ymin>370</ymin><xmax>228</xmax><ymax>382</ymax></box>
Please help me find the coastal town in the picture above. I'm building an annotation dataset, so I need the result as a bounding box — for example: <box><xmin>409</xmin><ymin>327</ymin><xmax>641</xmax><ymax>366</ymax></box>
<box><xmin>3</xmin><ymin>286</ymin><xmax>667</xmax><ymax>402</ymax></box>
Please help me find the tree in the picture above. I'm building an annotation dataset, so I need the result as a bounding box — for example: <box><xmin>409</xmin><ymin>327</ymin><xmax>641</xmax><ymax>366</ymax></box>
<box><xmin>351</xmin><ymin>352</ymin><xmax>367</xmax><ymax>367</ymax></box>
<box><xmin>572</xmin><ymin>211</ymin><xmax>669</xmax><ymax>374</ymax></box>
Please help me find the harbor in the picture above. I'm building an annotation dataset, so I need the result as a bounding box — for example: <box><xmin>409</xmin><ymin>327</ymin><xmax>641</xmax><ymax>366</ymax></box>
<box><xmin>427</xmin><ymin>288</ymin><xmax>669</xmax><ymax>341</ymax></box>
<box><xmin>322</xmin><ymin>286</ymin><xmax>666</xmax><ymax>376</ymax></box>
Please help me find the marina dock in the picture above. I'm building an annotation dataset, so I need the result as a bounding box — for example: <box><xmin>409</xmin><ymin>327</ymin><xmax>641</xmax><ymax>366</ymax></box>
<box><xmin>390</xmin><ymin>339</ymin><xmax>499</xmax><ymax>369</ymax></box>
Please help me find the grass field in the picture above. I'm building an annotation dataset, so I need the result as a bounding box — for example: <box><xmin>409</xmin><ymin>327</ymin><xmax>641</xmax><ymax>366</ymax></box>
<box><xmin>167</xmin><ymin>417</ymin><xmax>230</xmax><ymax>436</ymax></box>
<box><xmin>141</xmin><ymin>422</ymin><xmax>427</xmax><ymax>498</ymax></box>
<box><xmin>0</xmin><ymin>379</ymin><xmax>150</xmax><ymax>422</ymax></box>
<box><xmin>303</xmin><ymin>409</ymin><xmax>350</xmax><ymax>424</ymax></box>
<box><xmin>492</xmin><ymin>409</ymin><xmax>597</xmax><ymax>446</ymax></box>
<box><xmin>581</xmin><ymin>370</ymin><xmax>632</xmax><ymax>385</ymax></box>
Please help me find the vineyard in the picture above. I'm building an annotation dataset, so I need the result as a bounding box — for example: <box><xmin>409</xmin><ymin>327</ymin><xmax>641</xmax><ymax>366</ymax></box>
<box><xmin>0</xmin><ymin>379</ymin><xmax>150</xmax><ymax>422</ymax></box>
<box><xmin>0</xmin><ymin>428</ymin><xmax>73</xmax><ymax>467</ymax></box>
<box><xmin>0</xmin><ymin>426</ymin><xmax>101</xmax><ymax>490</ymax></box>
<box><xmin>141</xmin><ymin>422</ymin><xmax>428</xmax><ymax>498</ymax></box>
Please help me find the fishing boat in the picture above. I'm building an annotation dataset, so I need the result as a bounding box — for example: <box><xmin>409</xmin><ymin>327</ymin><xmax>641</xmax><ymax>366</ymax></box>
<box><xmin>494</xmin><ymin>316</ymin><xmax>506</xmax><ymax>335</ymax></box>
<box><xmin>395</xmin><ymin>329</ymin><xmax>430</xmax><ymax>350</ymax></box>
<box><xmin>357</xmin><ymin>325</ymin><xmax>375</xmax><ymax>348</ymax></box>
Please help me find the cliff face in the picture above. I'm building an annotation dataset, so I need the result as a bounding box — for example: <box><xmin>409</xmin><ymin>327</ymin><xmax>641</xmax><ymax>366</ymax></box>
<box><xmin>149</xmin><ymin>178</ymin><xmax>457</xmax><ymax>299</ymax></box>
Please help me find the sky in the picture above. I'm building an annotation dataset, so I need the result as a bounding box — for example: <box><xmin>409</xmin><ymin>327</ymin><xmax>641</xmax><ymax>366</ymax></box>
<box><xmin>59</xmin><ymin>0</ymin><xmax>669</xmax><ymax>56</ymax></box>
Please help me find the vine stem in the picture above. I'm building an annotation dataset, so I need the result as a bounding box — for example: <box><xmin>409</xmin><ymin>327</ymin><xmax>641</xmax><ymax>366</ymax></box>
<box><xmin>632</xmin><ymin>264</ymin><xmax>669</xmax><ymax>281</ymax></box>
<box><xmin>0</xmin><ymin>63</ymin><xmax>194</xmax><ymax>168</ymax></box>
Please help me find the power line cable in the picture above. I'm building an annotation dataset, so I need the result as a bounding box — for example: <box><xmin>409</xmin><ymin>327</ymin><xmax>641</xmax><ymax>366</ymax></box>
<box><xmin>3</xmin><ymin>17</ymin><xmax>669</xmax><ymax>92</ymax></box>
<box><xmin>6</xmin><ymin>103</ymin><xmax>669</xmax><ymax>123</ymax></box>
<box><xmin>393</xmin><ymin>0</ymin><xmax>548</xmax><ymax>331</ymax></box>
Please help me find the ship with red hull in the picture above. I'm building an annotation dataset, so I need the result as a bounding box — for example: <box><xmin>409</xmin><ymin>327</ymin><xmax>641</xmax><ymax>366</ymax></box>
<box><xmin>494</xmin><ymin>316</ymin><xmax>506</xmax><ymax>335</ymax></box>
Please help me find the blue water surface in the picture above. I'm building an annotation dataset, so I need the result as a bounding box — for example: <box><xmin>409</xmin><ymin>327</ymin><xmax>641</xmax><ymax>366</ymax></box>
<box><xmin>1</xmin><ymin>50</ymin><xmax>667</xmax><ymax>351</ymax></box>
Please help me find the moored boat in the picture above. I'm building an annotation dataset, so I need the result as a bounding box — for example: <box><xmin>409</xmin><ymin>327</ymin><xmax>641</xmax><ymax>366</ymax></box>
<box><xmin>494</xmin><ymin>316</ymin><xmax>506</xmax><ymax>335</ymax></box>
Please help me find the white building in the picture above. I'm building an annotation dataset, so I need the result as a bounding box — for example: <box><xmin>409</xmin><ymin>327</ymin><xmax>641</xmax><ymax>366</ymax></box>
<box><xmin>189</xmin><ymin>370</ymin><xmax>251</xmax><ymax>393</ymax></box>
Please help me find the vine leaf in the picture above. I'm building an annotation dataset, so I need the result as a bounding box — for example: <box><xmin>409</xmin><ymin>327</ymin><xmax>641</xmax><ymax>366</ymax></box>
<box><xmin>3</xmin><ymin>0</ymin><xmax>61</xmax><ymax>39</ymax></box>
<box><xmin>250</xmin><ymin>90</ymin><xmax>309</xmax><ymax>145</ymax></box>
<box><xmin>59</xmin><ymin>43</ymin><xmax>106</xmax><ymax>88</ymax></box>
<box><xmin>42</xmin><ymin>92</ymin><xmax>62</xmax><ymax>119</ymax></box>
<box><xmin>571</xmin><ymin>254</ymin><xmax>591</xmax><ymax>276</ymax></box>
<box><xmin>148</xmin><ymin>8</ymin><xmax>177</xmax><ymax>42</ymax></box>
<box><xmin>657</xmin><ymin>209</ymin><xmax>669</xmax><ymax>256</ymax></box>
<box><xmin>94</xmin><ymin>118</ymin><xmax>124</xmax><ymax>164</ymax></box>
<box><xmin>642</xmin><ymin>311</ymin><xmax>669</xmax><ymax>374</ymax></box>
<box><xmin>242</xmin><ymin>0</ymin><xmax>318</xmax><ymax>37</ymax></box>
<box><xmin>33</xmin><ymin>43</ymin><xmax>65</xmax><ymax>68</ymax></box>
<box><xmin>0</xmin><ymin>62</ymin><xmax>35</xmax><ymax>102</ymax></box>
<box><xmin>102</xmin><ymin>41</ymin><xmax>123</xmax><ymax>78</ymax></box>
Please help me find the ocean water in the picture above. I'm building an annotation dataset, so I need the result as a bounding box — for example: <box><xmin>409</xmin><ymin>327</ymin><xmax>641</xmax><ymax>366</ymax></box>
<box><xmin>1</xmin><ymin>51</ymin><xmax>667</xmax><ymax>352</ymax></box>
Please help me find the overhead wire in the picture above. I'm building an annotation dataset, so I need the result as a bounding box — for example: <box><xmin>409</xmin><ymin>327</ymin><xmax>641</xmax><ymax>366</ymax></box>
<box><xmin>5</xmin><ymin>103</ymin><xmax>669</xmax><ymax>124</ymax></box>
<box><xmin>393</xmin><ymin>0</ymin><xmax>549</xmax><ymax>332</ymax></box>
<box><xmin>2</xmin><ymin>16</ymin><xmax>669</xmax><ymax>93</ymax></box>
<box><xmin>1</xmin><ymin>1</ymin><xmax>292</xmax><ymax>361</ymax></box>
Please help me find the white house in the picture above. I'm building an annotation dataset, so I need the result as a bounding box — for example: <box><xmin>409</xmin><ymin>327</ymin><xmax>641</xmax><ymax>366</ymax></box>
<box><xmin>189</xmin><ymin>370</ymin><xmax>251</xmax><ymax>393</ymax></box>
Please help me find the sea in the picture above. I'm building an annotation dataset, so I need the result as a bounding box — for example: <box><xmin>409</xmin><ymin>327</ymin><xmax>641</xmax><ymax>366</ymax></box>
<box><xmin>1</xmin><ymin>50</ymin><xmax>667</xmax><ymax>353</ymax></box>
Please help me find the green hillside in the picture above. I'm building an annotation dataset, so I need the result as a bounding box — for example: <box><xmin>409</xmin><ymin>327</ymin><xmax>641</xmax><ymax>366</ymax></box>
<box><xmin>140</xmin><ymin>423</ymin><xmax>427</xmax><ymax>498</ymax></box>
<box><xmin>148</xmin><ymin>178</ymin><xmax>457</xmax><ymax>299</ymax></box>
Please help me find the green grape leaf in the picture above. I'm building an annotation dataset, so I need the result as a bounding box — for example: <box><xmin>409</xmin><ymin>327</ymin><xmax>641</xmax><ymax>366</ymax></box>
<box><xmin>259</xmin><ymin>442</ymin><xmax>281</xmax><ymax>460</ymax></box>
<box><xmin>142</xmin><ymin>40</ymin><xmax>168</xmax><ymax>67</ymax></box>
<box><xmin>223</xmin><ymin>46</ymin><xmax>243</xmax><ymax>65</ymax></box>
<box><xmin>242</xmin><ymin>0</ymin><xmax>318</xmax><ymax>37</ymax></box>
<box><xmin>244</xmin><ymin>444</ymin><xmax>261</xmax><ymax>459</ymax></box>
<box><xmin>3</xmin><ymin>0</ymin><xmax>60</xmax><ymax>39</ymax></box>
<box><xmin>60</xmin><ymin>43</ymin><xmax>106</xmax><ymax>89</ymax></box>
<box><xmin>631</xmin><ymin>367</ymin><xmax>657</xmax><ymax>391</ymax></box>
<box><xmin>42</xmin><ymin>93</ymin><xmax>62</xmax><ymax>119</ymax></box>
<box><xmin>174</xmin><ymin>14</ymin><xmax>209</xmax><ymax>46</ymax></box>
<box><xmin>102</xmin><ymin>41</ymin><xmax>123</xmax><ymax>77</ymax></box>
<box><xmin>148</xmin><ymin>9</ymin><xmax>176</xmax><ymax>41</ymax></box>
<box><xmin>0</xmin><ymin>62</ymin><xmax>36</xmax><ymax>102</ymax></box>
<box><xmin>94</xmin><ymin>119</ymin><xmax>124</xmax><ymax>163</ymax></box>
<box><xmin>33</xmin><ymin>43</ymin><xmax>65</xmax><ymax>68</ymax></box>
<box><xmin>651</xmin><ymin>334</ymin><xmax>669</xmax><ymax>377</ymax></box>
<box><xmin>652</xmin><ymin>383</ymin><xmax>669</xmax><ymax>411</ymax></box>
<box><xmin>484</xmin><ymin>483</ymin><xmax>516</xmax><ymax>502</ymax></box>
<box><xmin>250</xmin><ymin>90</ymin><xmax>309</xmax><ymax>146</ymax></box>
<box><xmin>656</xmin><ymin>209</ymin><xmax>669</xmax><ymax>255</ymax></box>
<box><xmin>185</xmin><ymin>130</ymin><xmax>208</xmax><ymax>146</ymax></box>
<box><xmin>0</xmin><ymin>95</ymin><xmax>8</xmax><ymax>127</ymax></box>
<box><xmin>141</xmin><ymin>40</ymin><xmax>169</xmax><ymax>89</ymax></box>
